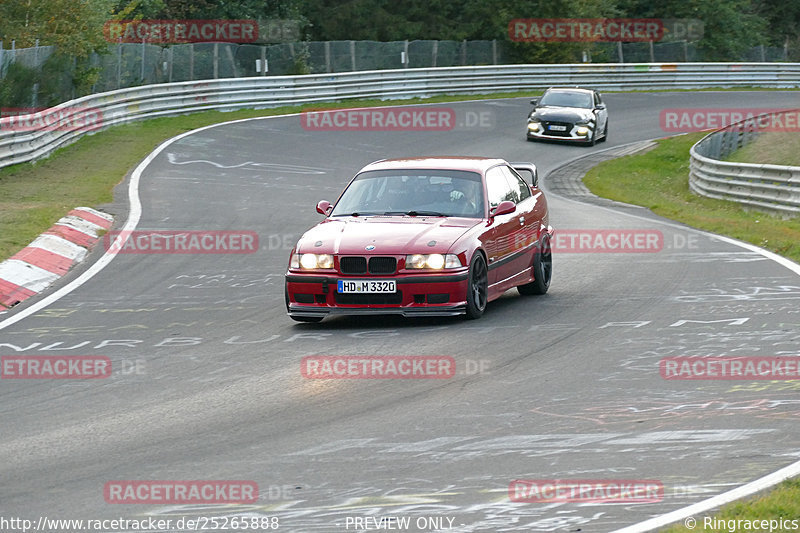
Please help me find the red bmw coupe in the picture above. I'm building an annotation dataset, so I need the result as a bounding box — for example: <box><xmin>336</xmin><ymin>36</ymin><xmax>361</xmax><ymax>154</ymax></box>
<box><xmin>285</xmin><ymin>157</ymin><xmax>553</xmax><ymax>322</ymax></box>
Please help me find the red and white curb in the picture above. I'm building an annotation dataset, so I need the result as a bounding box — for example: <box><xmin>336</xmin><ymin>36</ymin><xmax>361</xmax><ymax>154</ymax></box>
<box><xmin>0</xmin><ymin>207</ymin><xmax>113</xmax><ymax>309</ymax></box>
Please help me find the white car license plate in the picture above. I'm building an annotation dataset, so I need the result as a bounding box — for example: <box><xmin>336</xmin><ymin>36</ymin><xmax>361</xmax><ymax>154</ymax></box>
<box><xmin>548</xmin><ymin>124</ymin><xmax>567</xmax><ymax>131</ymax></box>
<box><xmin>337</xmin><ymin>279</ymin><xmax>396</xmax><ymax>293</ymax></box>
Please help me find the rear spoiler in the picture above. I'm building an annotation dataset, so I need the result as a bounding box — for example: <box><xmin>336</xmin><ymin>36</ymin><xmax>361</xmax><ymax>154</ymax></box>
<box><xmin>510</xmin><ymin>162</ymin><xmax>539</xmax><ymax>188</ymax></box>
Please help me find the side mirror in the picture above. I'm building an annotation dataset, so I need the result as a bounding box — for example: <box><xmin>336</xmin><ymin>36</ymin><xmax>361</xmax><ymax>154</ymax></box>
<box><xmin>595</xmin><ymin>103</ymin><xmax>606</xmax><ymax>110</ymax></box>
<box><xmin>530</xmin><ymin>98</ymin><xmax>539</xmax><ymax>106</ymax></box>
<box><xmin>316</xmin><ymin>200</ymin><xmax>332</xmax><ymax>215</ymax></box>
<box><xmin>491</xmin><ymin>200</ymin><xmax>516</xmax><ymax>218</ymax></box>
<box><xmin>511</xmin><ymin>162</ymin><xmax>539</xmax><ymax>188</ymax></box>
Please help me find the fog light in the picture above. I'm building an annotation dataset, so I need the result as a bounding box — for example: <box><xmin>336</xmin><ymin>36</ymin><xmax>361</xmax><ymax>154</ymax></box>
<box><xmin>576</xmin><ymin>126</ymin><xmax>590</xmax><ymax>136</ymax></box>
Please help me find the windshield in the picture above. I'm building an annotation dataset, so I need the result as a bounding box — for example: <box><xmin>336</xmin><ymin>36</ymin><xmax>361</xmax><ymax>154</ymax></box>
<box><xmin>539</xmin><ymin>91</ymin><xmax>593</xmax><ymax>109</ymax></box>
<box><xmin>330</xmin><ymin>169</ymin><xmax>485</xmax><ymax>218</ymax></box>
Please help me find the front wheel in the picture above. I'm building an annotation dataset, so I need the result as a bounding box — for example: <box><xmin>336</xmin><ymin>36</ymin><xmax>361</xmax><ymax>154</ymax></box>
<box><xmin>518</xmin><ymin>235</ymin><xmax>552</xmax><ymax>296</ymax></box>
<box><xmin>465</xmin><ymin>253</ymin><xmax>488</xmax><ymax>319</ymax></box>
<box><xmin>599</xmin><ymin>121</ymin><xmax>608</xmax><ymax>142</ymax></box>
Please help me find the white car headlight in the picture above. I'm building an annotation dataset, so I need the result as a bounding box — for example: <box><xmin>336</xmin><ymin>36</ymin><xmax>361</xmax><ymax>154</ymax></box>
<box><xmin>406</xmin><ymin>253</ymin><xmax>462</xmax><ymax>270</ymax></box>
<box><xmin>292</xmin><ymin>253</ymin><xmax>334</xmax><ymax>270</ymax></box>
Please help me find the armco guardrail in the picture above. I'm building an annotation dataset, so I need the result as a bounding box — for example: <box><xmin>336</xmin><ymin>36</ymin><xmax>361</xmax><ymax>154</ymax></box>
<box><xmin>690</xmin><ymin>109</ymin><xmax>800</xmax><ymax>216</ymax></box>
<box><xmin>2</xmin><ymin>62</ymin><xmax>800</xmax><ymax>171</ymax></box>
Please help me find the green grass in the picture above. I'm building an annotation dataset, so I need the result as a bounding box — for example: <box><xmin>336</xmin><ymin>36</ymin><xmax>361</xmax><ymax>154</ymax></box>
<box><xmin>583</xmin><ymin>132</ymin><xmax>800</xmax><ymax>263</ymax></box>
<box><xmin>662</xmin><ymin>478</ymin><xmax>800</xmax><ymax>532</ymax></box>
<box><xmin>727</xmin><ymin>132</ymin><xmax>800</xmax><ymax>166</ymax></box>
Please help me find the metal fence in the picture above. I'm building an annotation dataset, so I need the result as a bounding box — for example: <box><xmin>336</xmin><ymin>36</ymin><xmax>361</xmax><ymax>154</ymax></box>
<box><xmin>0</xmin><ymin>38</ymin><xmax>792</xmax><ymax>103</ymax></box>
<box><xmin>690</xmin><ymin>110</ymin><xmax>800</xmax><ymax>216</ymax></box>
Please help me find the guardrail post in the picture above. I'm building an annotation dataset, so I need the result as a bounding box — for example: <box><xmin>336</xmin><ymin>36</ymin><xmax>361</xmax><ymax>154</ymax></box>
<box><xmin>261</xmin><ymin>46</ymin><xmax>267</xmax><ymax>76</ymax></box>
<box><xmin>189</xmin><ymin>44</ymin><xmax>194</xmax><ymax>80</ymax></box>
<box><xmin>432</xmin><ymin>41</ymin><xmax>438</xmax><ymax>68</ymax></box>
<box><xmin>492</xmin><ymin>39</ymin><xmax>497</xmax><ymax>65</ymax></box>
<box><xmin>116</xmin><ymin>41</ymin><xmax>122</xmax><ymax>89</ymax></box>
<box><xmin>461</xmin><ymin>39</ymin><xmax>467</xmax><ymax>65</ymax></box>
<box><xmin>617</xmin><ymin>41</ymin><xmax>623</xmax><ymax>63</ymax></box>
<box><xmin>324</xmin><ymin>41</ymin><xmax>331</xmax><ymax>73</ymax></box>
<box><xmin>350</xmin><ymin>40</ymin><xmax>356</xmax><ymax>71</ymax></box>
<box><xmin>403</xmin><ymin>40</ymin><xmax>409</xmax><ymax>68</ymax></box>
<box><xmin>140</xmin><ymin>37</ymin><xmax>146</xmax><ymax>81</ymax></box>
<box><xmin>213</xmin><ymin>43</ymin><xmax>219</xmax><ymax>79</ymax></box>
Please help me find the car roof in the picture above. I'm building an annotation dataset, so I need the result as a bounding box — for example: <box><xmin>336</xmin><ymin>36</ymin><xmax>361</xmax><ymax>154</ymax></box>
<box><xmin>545</xmin><ymin>87</ymin><xmax>595</xmax><ymax>95</ymax></box>
<box><xmin>359</xmin><ymin>156</ymin><xmax>507</xmax><ymax>175</ymax></box>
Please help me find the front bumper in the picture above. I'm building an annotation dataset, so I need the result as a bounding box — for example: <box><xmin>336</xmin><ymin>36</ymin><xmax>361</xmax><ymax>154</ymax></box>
<box><xmin>527</xmin><ymin>122</ymin><xmax>594</xmax><ymax>142</ymax></box>
<box><xmin>286</xmin><ymin>271</ymin><xmax>469</xmax><ymax>318</ymax></box>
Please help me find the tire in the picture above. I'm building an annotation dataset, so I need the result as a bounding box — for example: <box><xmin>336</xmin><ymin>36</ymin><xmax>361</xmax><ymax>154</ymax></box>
<box><xmin>286</xmin><ymin>285</ymin><xmax>324</xmax><ymax>323</ymax></box>
<box><xmin>518</xmin><ymin>234</ymin><xmax>552</xmax><ymax>296</ymax></box>
<box><xmin>465</xmin><ymin>253</ymin><xmax>488</xmax><ymax>319</ymax></box>
<box><xmin>599</xmin><ymin>121</ymin><xmax>608</xmax><ymax>142</ymax></box>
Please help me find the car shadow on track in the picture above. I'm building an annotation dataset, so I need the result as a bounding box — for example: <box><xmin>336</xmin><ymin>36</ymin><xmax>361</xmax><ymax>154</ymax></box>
<box><xmin>287</xmin><ymin>290</ymin><xmax>550</xmax><ymax>331</ymax></box>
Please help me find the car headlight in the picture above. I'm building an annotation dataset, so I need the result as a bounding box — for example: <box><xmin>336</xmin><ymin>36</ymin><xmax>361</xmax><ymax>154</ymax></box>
<box><xmin>406</xmin><ymin>253</ymin><xmax>462</xmax><ymax>269</ymax></box>
<box><xmin>290</xmin><ymin>253</ymin><xmax>334</xmax><ymax>269</ymax></box>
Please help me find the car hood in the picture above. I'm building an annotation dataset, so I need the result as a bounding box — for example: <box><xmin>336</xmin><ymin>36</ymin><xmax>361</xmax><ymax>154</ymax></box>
<box><xmin>296</xmin><ymin>216</ymin><xmax>480</xmax><ymax>255</ymax></box>
<box><xmin>530</xmin><ymin>106</ymin><xmax>594</xmax><ymax>123</ymax></box>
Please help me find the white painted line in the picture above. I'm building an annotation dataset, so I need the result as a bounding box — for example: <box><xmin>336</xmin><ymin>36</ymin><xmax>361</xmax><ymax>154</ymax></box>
<box><xmin>0</xmin><ymin>112</ymin><xmax>301</xmax><ymax>331</ymax></box>
<box><xmin>547</xmin><ymin>140</ymin><xmax>800</xmax><ymax>532</ymax></box>
<box><xmin>610</xmin><ymin>459</ymin><xmax>800</xmax><ymax>532</ymax></box>
<box><xmin>28</xmin><ymin>234</ymin><xmax>87</xmax><ymax>262</ymax></box>
<box><xmin>0</xmin><ymin>108</ymin><xmax>797</xmax><ymax>531</ymax></box>
<box><xmin>0</xmin><ymin>260</ymin><xmax>60</xmax><ymax>293</ymax></box>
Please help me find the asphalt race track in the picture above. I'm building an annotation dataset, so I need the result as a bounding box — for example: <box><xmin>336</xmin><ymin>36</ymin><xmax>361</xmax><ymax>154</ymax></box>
<box><xmin>2</xmin><ymin>91</ymin><xmax>800</xmax><ymax>532</ymax></box>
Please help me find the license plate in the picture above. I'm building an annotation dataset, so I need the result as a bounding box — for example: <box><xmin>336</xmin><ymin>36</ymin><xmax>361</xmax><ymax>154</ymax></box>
<box><xmin>548</xmin><ymin>124</ymin><xmax>567</xmax><ymax>131</ymax></box>
<box><xmin>337</xmin><ymin>279</ymin><xmax>396</xmax><ymax>293</ymax></box>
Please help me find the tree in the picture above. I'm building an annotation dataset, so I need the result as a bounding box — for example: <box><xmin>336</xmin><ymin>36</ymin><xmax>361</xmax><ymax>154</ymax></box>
<box><xmin>0</xmin><ymin>0</ymin><xmax>114</xmax><ymax>57</ymax></box>
<box><xmin>617</xmin><ymin>0</ymin><xmax>768</xmax><ymax>60</ymax></box>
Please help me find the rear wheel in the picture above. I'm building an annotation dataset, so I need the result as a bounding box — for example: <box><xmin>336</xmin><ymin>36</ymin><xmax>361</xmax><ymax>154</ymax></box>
<box><xmin>465</xmin><ymin>253</ymin><xmax>488</xmax><ymax>319</ymax></box>
<box><xmin>518</xmin><ymin>235</ymin><xmax>552</xmax><ymax>296</ymax></box>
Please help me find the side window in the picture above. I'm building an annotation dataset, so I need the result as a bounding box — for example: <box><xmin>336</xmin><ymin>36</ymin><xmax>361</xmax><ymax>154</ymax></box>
<box><xmin>502</xmin><ymin>166</ymin><xmax>531</xmax><ymax>202</ymax></box>
<box><xmin>594</xmin><ymin>92</ymin><xmax>602</xmax><ymax>106</ymax></box>
<box><xmin>485</xmin><ymin>168</ymin><xmax>512</xmax><ymax>209</ymax></box>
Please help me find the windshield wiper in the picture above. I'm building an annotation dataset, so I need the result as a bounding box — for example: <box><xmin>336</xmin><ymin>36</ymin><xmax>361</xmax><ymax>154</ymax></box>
<box><xmin>400</xmin><ymin>210</ymin><xmax>447</xmax><ymax>217</ymax></box>
<box><xmin>331</xmin><ymin>212</ymin><xmax>381</xmax><ymax>217</ymax></box>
